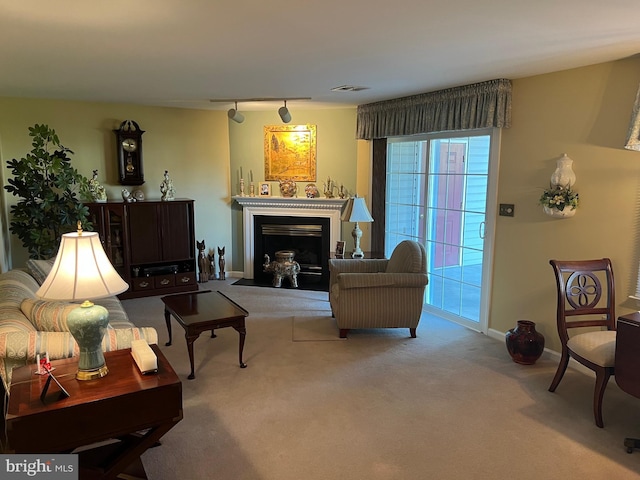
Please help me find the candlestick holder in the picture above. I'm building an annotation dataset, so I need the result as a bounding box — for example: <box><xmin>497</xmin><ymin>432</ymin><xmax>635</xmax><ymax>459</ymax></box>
<box><xmin>250</xmin><ymin>183</ymin><xmax>255</xmax><ymax>197</ymax></box>
<box><xmin>239</xmin><ymin>178</ymin><xmax>245</xmax><ymax>197</ymax></box>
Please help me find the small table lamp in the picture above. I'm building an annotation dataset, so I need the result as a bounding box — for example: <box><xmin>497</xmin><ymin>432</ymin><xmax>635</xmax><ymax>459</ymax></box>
<box><xmin>341</xmin><ymin>195</ymin><xmax>374</xmax><ymax>258</ymax></box>
<box><xmin>36</xmin><ymin>223</ymin><xmax>128</xmax><ymax>380</ymax></box>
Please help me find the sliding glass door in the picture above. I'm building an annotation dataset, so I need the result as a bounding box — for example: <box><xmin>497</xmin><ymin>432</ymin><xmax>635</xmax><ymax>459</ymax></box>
<box><xmin>385</xmin><ymin>129</ymin><xmax>499</xmax><ymax>332</ymax></box>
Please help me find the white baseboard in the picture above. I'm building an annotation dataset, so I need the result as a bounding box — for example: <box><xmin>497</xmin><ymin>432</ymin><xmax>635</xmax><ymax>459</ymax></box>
<box><xmin>487</xmin><ymin>328</ymin><xmax>595</xmax><ymax>377</ymax></box>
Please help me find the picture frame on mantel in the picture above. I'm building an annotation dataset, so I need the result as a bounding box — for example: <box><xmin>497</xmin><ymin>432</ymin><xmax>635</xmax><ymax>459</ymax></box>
<box><xmin>259</xmin><ymin>182</ymin><xmax>271</xmax><ymax>196</ymax></box>
<box><xmin>264</xmin><ymin>124</ymin><xmax>317</xmax><ymax>181</ymax></box>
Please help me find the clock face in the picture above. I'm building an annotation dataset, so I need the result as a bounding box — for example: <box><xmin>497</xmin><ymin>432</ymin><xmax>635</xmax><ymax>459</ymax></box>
<box><xmin>122</xmin><ymin>138</ymin><xmax>137</xmax><ymax>152</ymax></box>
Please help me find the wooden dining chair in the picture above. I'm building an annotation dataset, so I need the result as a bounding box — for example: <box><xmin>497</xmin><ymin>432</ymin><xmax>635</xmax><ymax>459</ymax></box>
<box><xmin>548</xmin><ymin>258</ymin><xmax>617</xmax><ymax>428</ymax></box>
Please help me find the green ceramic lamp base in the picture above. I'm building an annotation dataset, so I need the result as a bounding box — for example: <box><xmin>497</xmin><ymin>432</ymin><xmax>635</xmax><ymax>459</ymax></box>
<box><xmin>67</xmin><ymin>301</ymin><xmax>110</xmax><ymax>381</ymax></box>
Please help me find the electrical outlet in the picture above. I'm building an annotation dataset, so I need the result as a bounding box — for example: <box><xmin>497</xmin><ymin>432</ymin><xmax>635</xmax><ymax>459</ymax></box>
<box><xmin>499</xmin><ymin>204</ymin><xmax>515</xmax><ymax>217</ymax></box>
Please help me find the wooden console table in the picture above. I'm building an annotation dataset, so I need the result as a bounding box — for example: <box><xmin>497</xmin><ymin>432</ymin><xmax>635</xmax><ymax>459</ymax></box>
<box><xmin>6</xmin><ymin>345</ymin><xmax>182</xmax><ymax>480</ymax></box>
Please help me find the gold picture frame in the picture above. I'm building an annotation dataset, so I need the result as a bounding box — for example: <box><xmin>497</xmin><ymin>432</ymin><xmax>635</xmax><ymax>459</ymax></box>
<box><xmin>259</xmin><ymin>182</ymin><xmax>271</xmax><ymax>196</ymax></box>
<box><xmin>264</xmin><ymin>124</ymin><xmax>317</xmax><ymax>181</ymax></box>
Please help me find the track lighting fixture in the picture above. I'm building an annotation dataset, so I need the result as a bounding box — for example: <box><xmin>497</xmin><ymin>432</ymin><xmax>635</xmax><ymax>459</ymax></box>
<box><xmin>278</xmin><ymin>100</ymin><xmax>291</xmax><ymax>123</ymax></box>
<box><xmin>227</xmin><ymin>102</ymin><xmax>245</xmax><ymax>123</ymax></box>
<box><xmin>212</xmin><ymin>97</ymin><xmax>311</xmax><ymax>123</ymax></box>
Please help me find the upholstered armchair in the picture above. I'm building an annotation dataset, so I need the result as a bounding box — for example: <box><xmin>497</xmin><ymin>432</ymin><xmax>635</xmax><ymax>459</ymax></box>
<box><xmin>329</xmin><ymin>240</ymin><xmax>428</xmax><ymax>338</ymax></box>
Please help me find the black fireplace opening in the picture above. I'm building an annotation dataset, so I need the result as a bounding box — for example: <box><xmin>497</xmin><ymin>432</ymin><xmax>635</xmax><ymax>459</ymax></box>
<box><xmin>254</xmin><ymin>215</ymin><xmax>330</xmax><ymax>290</ymax></box>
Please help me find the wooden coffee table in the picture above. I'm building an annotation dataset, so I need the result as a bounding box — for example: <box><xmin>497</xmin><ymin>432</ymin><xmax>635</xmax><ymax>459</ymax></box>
<box><xmin>6</xmin><ymin>345</ymin><xmax>182</xmax><ymax>479</ymax></box>
<box><xmin>162</xmin><ymin>290</ymin><xmax>249</xmax><ymax>379</ymax></box>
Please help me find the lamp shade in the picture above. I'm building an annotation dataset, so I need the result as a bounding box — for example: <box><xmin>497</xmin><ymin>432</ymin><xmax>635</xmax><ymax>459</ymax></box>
<box><xmin>341</xmin><ymin>196</ymin><xmax>374</xmax><ymax>223</ymax></box>
<box><xmin>36</xmin><ymin>231</ymin><xmax>128</xmax><ymax>301</ymax></box>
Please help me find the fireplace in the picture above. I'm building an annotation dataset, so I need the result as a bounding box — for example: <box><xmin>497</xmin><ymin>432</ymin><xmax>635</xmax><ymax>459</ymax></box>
<box><xmin>254</xmin><ymin>215</ymin><xmax>330</xmax><ymax>287</ymax></box>
<box><xmin>234</xmin><ymin>196</ymin><xmax>347</xmax><ymax>289</ymax></box>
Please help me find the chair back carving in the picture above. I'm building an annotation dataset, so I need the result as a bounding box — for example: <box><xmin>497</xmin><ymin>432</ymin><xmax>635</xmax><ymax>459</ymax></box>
<box><xmin>549</xmin><ymin>258</ymin><xmax>616</xmax><ymax>346</ymax></box>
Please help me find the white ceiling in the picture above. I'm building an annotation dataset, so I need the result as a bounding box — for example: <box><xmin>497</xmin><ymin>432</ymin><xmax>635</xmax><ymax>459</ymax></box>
<box><xmin>1</xmin><ymin>1</ymin><xmax>639</xmax><ymax>112</ymax></box>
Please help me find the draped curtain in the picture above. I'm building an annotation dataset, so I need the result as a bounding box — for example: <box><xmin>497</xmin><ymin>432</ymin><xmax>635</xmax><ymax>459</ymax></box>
<box><xmin>625</xmin><ymin>83</ymin><xmax>640</xmax><ymax>151</ymax></box>
<box><xmin>356</xmin><ymin>78</ymin><xmax>512</xmax><ymax>140</ymax></box>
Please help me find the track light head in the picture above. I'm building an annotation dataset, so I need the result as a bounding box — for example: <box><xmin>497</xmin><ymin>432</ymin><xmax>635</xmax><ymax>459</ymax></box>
<box><xmin>227</xmin><ymin>102</ymin><xmax>245</xmax><ymax>123</ymax></box>
<box><xmin>278</xmin><ymin>100</ymin><xmax>291</xmax><ymax>123</ymax></box>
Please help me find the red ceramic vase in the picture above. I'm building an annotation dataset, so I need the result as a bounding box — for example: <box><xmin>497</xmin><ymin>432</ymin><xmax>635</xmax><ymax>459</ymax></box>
<box><xmin>505</xmin><ymin>320</ymin><xmax>545</xmax><ymax>365</ymax></box>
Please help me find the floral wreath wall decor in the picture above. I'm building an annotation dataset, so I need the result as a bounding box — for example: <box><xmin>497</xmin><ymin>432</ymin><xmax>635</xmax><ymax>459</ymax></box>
<box><xmin>539</xmin><ymin>153</ymin><xmax>579</xmax><ymax>218</ymax></box>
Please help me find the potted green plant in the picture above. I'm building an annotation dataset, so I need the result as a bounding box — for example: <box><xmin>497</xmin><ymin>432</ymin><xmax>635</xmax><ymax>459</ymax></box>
<box><xmin>539</xmin><ymin>184</ymin><xmax>579</xmax><ymax>218</ymax></box>
<box><xmin>4</xmin><ymin>124</ymin><xmax>91</xmax><ymax>259</ymax></box>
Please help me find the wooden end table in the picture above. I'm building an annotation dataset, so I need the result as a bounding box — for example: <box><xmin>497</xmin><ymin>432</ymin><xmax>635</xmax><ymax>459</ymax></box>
<box><xmin>6</xmin><ymin>344</ymin><xmax>182</xmax><ymax>480</ymax></box>
<box><xmin>162</xmin><ymin>290</ymin><xmax>249</xmax><ymax>379</ymax></box>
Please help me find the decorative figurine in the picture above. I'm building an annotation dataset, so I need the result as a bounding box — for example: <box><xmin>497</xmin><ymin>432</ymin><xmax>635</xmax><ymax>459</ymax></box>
<box><xmin>160</xmin><ymin>170</ymin><xmax>175</xmax><ymax>201</ymax></box>
<box><xmin>196</xmin><ymin>240</ymin><xmax>211</xmax><ymax>283</ymax></box>
<box><xmin>207</xmin><ymin>251</ymin><xmax>217</xmax><ymax>280</ymax></box>
<box><xmin>218</xmin><ymin>246</ymin><xmax>226</xmax><ymax>280</ymax></box>
<box><xmin>88</xmin><ymin>170</ymin><xmax>108</xmax><ymax>202</ymax></box>
<box><xmin>323</xmin><ymin>176</ymin><xmax>337</xmax><ymax>198</ymax></box>
<box><xmin>263</xmin><ymin>251</ymin><xmax>300</xmax><ymax>288</ymax></box>
<box><xmin>121</xmin><ymin>188</ymin><xmax>135</xmax><ymax>202</ymax></box>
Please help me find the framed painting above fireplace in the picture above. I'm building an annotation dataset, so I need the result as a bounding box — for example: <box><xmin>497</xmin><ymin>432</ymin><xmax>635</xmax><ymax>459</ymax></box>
<box><xmin>264</xmin><ymin>124</ymin><xmax>317</xmax><ymax>181</ymax></box>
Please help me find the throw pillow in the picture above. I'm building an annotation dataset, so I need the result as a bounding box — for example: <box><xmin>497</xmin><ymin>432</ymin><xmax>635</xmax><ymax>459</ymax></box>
<box><xmin>25</xmin><ymin>258</ymin><xmax>55</xmax><ymax>285</ymax></box>
<box><xmin>20</xmin><ymin>298</ymin><xmax>77</xmax><ymax>331</ymax></box>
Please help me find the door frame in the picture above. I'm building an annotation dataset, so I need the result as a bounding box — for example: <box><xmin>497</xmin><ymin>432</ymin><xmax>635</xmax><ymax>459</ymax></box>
<box><xmin>377</xmin><ymin>128</ymin><xmax>500</xmax><ymax>334</ymax></box>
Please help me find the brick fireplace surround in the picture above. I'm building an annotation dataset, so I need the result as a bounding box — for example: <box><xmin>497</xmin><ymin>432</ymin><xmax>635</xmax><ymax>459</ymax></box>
<box><xmin>233</xmin><ymin>196</ymin><xmax>347</xmax><ymax>280</ymax></box>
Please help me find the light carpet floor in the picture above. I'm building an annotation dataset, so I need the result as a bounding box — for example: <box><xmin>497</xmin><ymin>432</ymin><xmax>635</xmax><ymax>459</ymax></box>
<box><xmin>120</xmin><ymin>281</ymin><xmax>640</xmax><ymax>480</ymax></box>
<box><xmin>292</xmin><ymin>315</ymin><xmax>345</xmax><ymax>342</ymax></box>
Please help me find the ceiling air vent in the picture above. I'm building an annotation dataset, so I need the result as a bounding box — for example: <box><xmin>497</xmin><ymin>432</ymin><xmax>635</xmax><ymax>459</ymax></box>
<box><xmin>331</xmin><ymin>85</ymin><xmax>370</xmax><ymax>92</ymax></box>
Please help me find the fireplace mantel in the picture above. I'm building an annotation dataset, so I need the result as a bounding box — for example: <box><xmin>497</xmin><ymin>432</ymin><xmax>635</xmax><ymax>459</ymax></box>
<box><xmin>233</xmin><ymin>196</ymin><xmax>347</xmax><ymax>279</ymax></box>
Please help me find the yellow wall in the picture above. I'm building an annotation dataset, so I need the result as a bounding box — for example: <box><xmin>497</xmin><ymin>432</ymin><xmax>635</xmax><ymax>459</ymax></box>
<box><xmin>494</xmin><ymin>56</ymin><xmax>640</xmax><ymax>351</ymax></box>
<box><xmin>227</xmin><ymin>108</ymin><xmax>358</xmax><ymax>269</ymax></box>
<box><xmin>2</xmin><ymin>56</ymin><xmax>640</xmax><ymax>353</ymax></box>
<box><xmin>0</xmin><ymin>98</ymin><xmax>231</xmax><ymax>270</ymax></box>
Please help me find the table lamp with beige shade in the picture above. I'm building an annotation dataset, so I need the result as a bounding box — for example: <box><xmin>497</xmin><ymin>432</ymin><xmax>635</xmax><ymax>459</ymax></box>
<box><xmin>341</xmin><ymin>195</ymin><xmax>374</xmax><ymax>259</ymax></box>
<box><xmin>36</xmin><ymin>223</ymin><xmax>129</xmax><ymax>380</ymax></box>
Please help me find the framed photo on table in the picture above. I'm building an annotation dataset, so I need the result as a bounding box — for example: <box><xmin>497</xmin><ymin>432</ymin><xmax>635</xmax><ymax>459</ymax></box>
<box><xmin>335</xmin><ymin>240</ymin><xmax>345</xmax><ymax>259</ymax></box>
<box><xmin>259</xmin><ymin>182</ymin><xmax>271</xmax><ymax>196</ymax></box>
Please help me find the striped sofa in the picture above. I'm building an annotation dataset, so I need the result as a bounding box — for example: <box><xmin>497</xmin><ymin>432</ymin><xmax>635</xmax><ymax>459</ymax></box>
<box><xmin>0</xmin><ymin>267</ymin><xmax>158</xmax><ymax>392</ymax></box>
<box><xmin>328</xmin><ymin>240</ymin><xmax>428</xmax><ymax>338</ymax></box>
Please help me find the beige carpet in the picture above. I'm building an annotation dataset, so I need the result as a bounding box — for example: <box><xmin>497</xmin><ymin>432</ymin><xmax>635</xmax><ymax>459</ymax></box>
<box><xmin>120</xmin><ymin>281</ymin><xmax>640</xmax><ymax>480</ymax></box>
<box><xmin>292</xmin><ymin>315</ymin><xmax>345</xmax><ymax>342</ymax></box>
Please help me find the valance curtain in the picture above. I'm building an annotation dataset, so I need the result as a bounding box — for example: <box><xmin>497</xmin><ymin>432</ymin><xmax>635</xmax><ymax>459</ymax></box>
<box><xmin>356</xmin><ymin>78</ymin><xmax>512</xmax><ymax>140</ymax></box>
<box><xmin>625</xmin><ymin>83</ymin><xmax>640</xmax><ymax>151</ymax></box>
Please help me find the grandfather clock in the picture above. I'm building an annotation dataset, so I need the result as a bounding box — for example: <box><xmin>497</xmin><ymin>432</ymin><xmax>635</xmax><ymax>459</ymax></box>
<box><xmin>114</xmin><ymin>120</ymin><xmax>145</xmax><ymax>185</ymax></box>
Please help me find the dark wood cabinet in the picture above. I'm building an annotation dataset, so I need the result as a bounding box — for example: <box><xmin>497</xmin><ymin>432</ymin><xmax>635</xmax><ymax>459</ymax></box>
<box><xmin>128</xmin><ymin>201</ymin><xmax>193</xmax><ymax>265</ymax></box>
<box><xmin>87</xmin><ymin>199</ymin><xmax>197</xmax><ymax>299</ymax></box>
